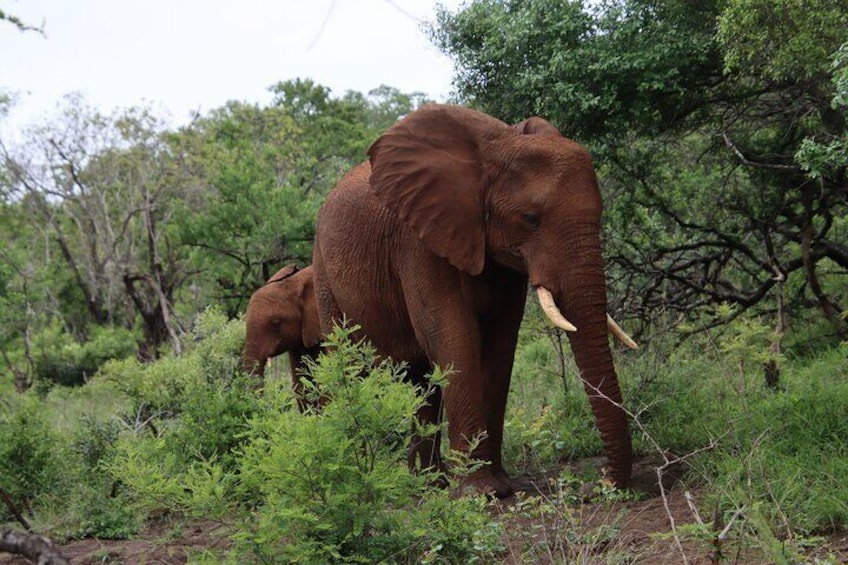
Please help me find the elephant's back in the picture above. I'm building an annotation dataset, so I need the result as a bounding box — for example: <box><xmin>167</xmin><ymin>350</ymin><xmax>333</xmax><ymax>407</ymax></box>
<box><xmin>316</xmin><ymin>161</ymin><xmax>397</xmax><ymax>262</ymax></box>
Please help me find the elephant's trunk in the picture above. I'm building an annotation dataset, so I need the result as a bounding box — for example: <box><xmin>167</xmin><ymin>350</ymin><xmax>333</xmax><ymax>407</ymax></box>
<box><xmin>566</xmin><ymin>309</ymin><xmax>633</xmax><ymax>486</ymax></box>
<box><xmin>553</xmin><ymin>235</ymin><xmax>633</xmax><ymax>487</ymax></box>
<box><xmin>241</xmin><ymin>348</ymin><xmax>266</xmax><ymax>378</ymax></box>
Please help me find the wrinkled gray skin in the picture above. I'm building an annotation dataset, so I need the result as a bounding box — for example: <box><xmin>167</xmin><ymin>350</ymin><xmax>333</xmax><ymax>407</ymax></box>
<box><xmin>242</xmin><ymin>265</ymin><xmax>321</xmax><ymax>411</ymax></box>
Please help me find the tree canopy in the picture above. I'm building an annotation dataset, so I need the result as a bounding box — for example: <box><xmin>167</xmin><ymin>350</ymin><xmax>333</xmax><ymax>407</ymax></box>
<box><xmin>434</xmin><ymin>0</ymin><xmax>848</xmax><ymax>336</ymax></box>
<box><xmin>0</xmin><ymin>81</ymin><xmax>428</xmax><ymax>381</ymax></box>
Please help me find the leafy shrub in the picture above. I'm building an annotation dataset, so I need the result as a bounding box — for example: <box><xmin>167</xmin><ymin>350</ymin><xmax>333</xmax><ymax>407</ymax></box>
<box><xmin>64</xmin><ymin>415</ymin><xmax>140</xmax><ymax>539</ymax></box>
<box><xmin>0</xmin><ymin>383</ymin><xmax>141</xmax><ymax>538</ymax></box>
<box><xmin>107</xmin><ymin>307</ymin><xmax>259</xmax><ymax>513</ymax></box>
<box><xmin>230</xmin><ymin>325</ymin><xmax>504</xmax><ymax>563</ymax></box>
<box><xmin>0</xmin><ymin>394</ymin><xmax>67</xmax><ymax>514</ymax></box>
<box><xmin>32</xmin><ymin>323</ymin><xmax>137</xmax><ymax>390</ymax></box>
<box><xmin>110</xmin><ymin>320</ymin><xmax>504</xmax><ymax>563</ymax></box>
<box><xmin>236</xmin><ymin>325</ymin><xmax>427</xmax><ymax>562</ymax></box>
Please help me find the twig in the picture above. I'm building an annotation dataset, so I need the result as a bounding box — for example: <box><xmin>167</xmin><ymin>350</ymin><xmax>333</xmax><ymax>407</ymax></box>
<box><xmin>580</xmin><ymin>377</ymin><xmax>725</xmax><ymax>564</ymax></box>
<box><xmin>0</xmin><ymin>487</ymin><xmax>31</xmax><ymax>532</ymax></box>
<box><xmin>721</xmin><ymin>133</ymin><xmax>799</xmax><ymax>171</ymax></box>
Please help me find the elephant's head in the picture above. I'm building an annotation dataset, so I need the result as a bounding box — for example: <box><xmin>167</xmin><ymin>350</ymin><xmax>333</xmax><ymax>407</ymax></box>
<box><xmin>367</xmin><ymin>105</ymin><xmax>634</xmax><ymax>485</ymax></box>
<box><xmin>242</xmin><ymin>265</ymin><xmax>320</xmax><ymax>377</ymax></box>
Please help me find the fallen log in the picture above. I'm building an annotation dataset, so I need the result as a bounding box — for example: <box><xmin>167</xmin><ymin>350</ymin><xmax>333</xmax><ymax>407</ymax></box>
<box><xmin>0</xmin><ymin>527</ymin><xmax>69</xmax><ymax>565</ymax></box>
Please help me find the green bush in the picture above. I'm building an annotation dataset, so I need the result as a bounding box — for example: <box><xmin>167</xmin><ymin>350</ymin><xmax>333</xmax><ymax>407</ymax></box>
<box><xmin>0</xmin><ymin>394</ymin><xmax>67</xmax><ymax>514</ymax></box>
<box><xmin>110</xmin><ymin>320</ymin><xmax>504</xmax><ymax>563</ymax></box>
<box><xmin>32</xmin><ymin>324</ymin><xmax>137</xmax><ymax>390</ymax></box>
<box><xmin>106</xmin><ymin>307</ymin><xmax>258</xmax><ymax>514</ymax></box>
<box><xmin>0</xmin><ymin>382</ymin><xmax>141</xmax><ymax>538</ymax></box>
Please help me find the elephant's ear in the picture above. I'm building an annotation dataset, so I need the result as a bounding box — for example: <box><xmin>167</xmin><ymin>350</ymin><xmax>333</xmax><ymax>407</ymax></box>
<box><xmin>513</xmin><ymin>116</ymin><xmax>563</xmax><ymax>138</ymax></box>
<box><xmin>300</xmin><ymin>271</ymin><xmax>321</xmax><ymax>348</ymax></box>
<box><xmin>266</xmin><ymin>264</ymin><xmax>298</xmax><ymax>284</ymax></box>
<box><xmin>368</xmin><ymin>105</ymin><xmax>502</xmax><ymax>276</ymax></box>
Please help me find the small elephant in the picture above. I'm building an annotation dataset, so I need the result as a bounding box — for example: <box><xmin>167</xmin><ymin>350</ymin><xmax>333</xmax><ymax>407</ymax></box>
<box><xmin>242</xmin><ymin>265</ymin><xmax>321</xmax><ymax>411</ymax></box>
<box><xmin>313</xmin><ymin>104</ymin><xmax>637</xmax><ymax>497</ymax></box>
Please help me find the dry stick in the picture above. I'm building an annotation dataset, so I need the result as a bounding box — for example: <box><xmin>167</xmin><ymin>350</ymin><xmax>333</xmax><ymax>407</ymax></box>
<box><xmin>580</xmin><ymin>377</ymin><xmax>724</xmax><ymax>565</ymax></box>
<box><xmin>0</xmin><ymin>527</ymin><xmax>70</xmax><ymax>565</ymax></box>
<box><xmin>0</xmin><ymin>487</ymin><xmax>31</xmax><ymax>532</ymax></box>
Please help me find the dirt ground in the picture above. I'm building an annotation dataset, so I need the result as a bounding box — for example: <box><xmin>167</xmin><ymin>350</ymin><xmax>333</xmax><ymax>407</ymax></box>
<box><xmin>2</xmin><ymin>457</ymin><xmax>846</xmax><ymax>564</ymax></box>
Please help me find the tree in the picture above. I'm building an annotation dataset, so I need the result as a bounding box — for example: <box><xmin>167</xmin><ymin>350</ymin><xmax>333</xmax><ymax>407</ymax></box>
<box><xmin>168</xmin><ymin>101</ymin><xmax>319</xmax><ymax>316</ymax></box>
<box><xmin>268</xmin><ymin>79</ymin><xmax>431</xmax><ymax>196</ymax></box>
<box><xmin>0</xmin><ymin>82</ymin><xmax>439</xmax><ymax>373</ymax></box>
<box><xmin>171</xmin><ymin>81</ymin><xmax>432</xmax><ymax>316</ymax></box>
<box><xmin>433</xmin><ymin>0</ymin><xmax>848</xmax><ymax>337</ymax></box>
<box><xmin>2</xmin><ymin>95</ymin><xmax>187</xmax><ymax>359</ymax></box>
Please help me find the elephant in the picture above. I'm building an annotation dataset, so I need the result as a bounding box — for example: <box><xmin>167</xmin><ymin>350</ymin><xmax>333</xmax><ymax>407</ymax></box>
<box><xmin>312</xmin><ymin>104</ymin><xmax>637</xmax><ymax>497</ymax></box>
<box><xmin>242</xmin><ymin>264</ymin><xmax>321</xmax><ymax>411</ymax></box>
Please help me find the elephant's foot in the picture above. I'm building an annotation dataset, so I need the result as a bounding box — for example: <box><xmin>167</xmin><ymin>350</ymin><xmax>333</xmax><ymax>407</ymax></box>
<box><xmin>456</xmin><ymin>468</ymin><xmax>513</xmax><ymax>499</ymax></box>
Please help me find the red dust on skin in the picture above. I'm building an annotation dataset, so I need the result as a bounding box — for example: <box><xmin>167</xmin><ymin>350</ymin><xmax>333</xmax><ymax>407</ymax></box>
<box><xmin>313</xmin><ymin>104</ymin><xmax>634</xmax><ymax>497</ymax></box>
<box><xmin>241</xmin><ymin>264</ymin><xmax>321</xmax><ymax>411</ymax></box>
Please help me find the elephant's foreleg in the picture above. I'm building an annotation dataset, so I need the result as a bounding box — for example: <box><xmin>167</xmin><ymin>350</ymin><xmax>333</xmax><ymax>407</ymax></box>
<box><xmin>426</xmin><ymin>318</ymin><xmax>511</xmax><ymax>496</ymax></box>
<box><xmin>480</xmin><ymin>281</ymin><xmax>527</xmax><ymax>480</ymax></box>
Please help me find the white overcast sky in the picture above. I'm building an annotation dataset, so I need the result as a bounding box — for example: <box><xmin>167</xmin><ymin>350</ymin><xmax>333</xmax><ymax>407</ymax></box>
<box><xmin>1</xmin><ymin>0</ymin><xmax>463</xmax><ymax>133</ymax></box>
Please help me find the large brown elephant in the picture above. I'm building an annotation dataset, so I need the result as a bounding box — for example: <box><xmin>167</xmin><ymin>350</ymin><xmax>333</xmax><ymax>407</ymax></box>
<box><xmin>313</xmin><ymin>104</ymin><xmax>636</xmax><ymax>497</ymax></box>
<box><xmin>242</xmin><ymin>265</ymin><xmax>321</xmax><ymax>410</ymax></box>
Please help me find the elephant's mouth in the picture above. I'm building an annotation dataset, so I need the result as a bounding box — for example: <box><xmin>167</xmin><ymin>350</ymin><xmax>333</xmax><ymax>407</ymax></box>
<box><xmin>534</xmin><ymin>286</ymin><xmax>638</xmax><ymax>350</ymax></box>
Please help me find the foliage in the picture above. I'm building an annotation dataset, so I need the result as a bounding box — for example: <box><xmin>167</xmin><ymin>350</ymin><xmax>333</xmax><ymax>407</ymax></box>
<box><xmin>106</xmin><ymin>320</ymin><xmax>503</xmax><ymax>563</ymax></box>
<box><xmin>168</xmin><ymin>101</ymin><xmax>318</xmax><ymax>315</ymax></box>
<box><xmin>0</xmin><ymin>382</ymin><xmax>138</xmax><ymax>539</ymax></box>
<box><xmin>705</xmin><ymin>347</ymin><xmax>848</xmax><ymax>537</ymax></box>
<box><xmin>0</xmin><ymin>224</ymin><xmax>37</xmax><ymax>391</ymax></box>
<box><xmin>433</xmin><ymin>0</ymin><xmax>848</xmax><ymax>334</ymax></box>
<box><xmin>1</xmin><ymin>305</ymin><xmax>847</xmax><ymax>560</ymax></box>
<box><xmin>0</xmin><ymin>81</ymin><xmax>431</xmax><ymax>369</ymax></box>
<box><xmin>432</xmin><ymin>0</ymin><xmax>722</xmax><ymax>142</ymax></box>
<box><xmin>794</xmin><ymin>43</ymin><xmax>848</xmax><ymax>179</ymax></box>
<box><xmin>1</xmin><ymin>96</ymin><xmax>188</xmax><ymax>358</ymax></box>
<box><xmin>0</xmin><ymin>394</ymin><xmax>65</xmax><ymax>513</ymax></box>
<box><xmin>717</xmin><ymin>0</ymin><xmax>848</xmax><ymax>81</ymax></box>
<box><xmin>107</xmin><ymin>307</ymin><xmax>255</xmax><ymax>483</ymax></box>
<box><xmin>618</xmin><ymin>323</ymin><xmax>848</xmax><ymax>553</ymax></box>
<box><xmin>30</xmin><ymin>324</ymin><xmax>136</xmax><ymax>390</ymax></box>
<box><xmin>234</xmin><ymin>325</ymin><xmax>496</xmax><ymax>563</ymax></box>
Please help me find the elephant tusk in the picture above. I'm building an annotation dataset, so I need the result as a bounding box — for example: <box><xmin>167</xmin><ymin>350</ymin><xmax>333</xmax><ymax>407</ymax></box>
<box><xmin>535</xmin><ymin>286</ymin><xmax>577</xmax><ymax>332</ymax></box>
<box><xmin>607</xmin><ymin>314</ymin><xmax>639</xmax><ymax>350</ymax></box>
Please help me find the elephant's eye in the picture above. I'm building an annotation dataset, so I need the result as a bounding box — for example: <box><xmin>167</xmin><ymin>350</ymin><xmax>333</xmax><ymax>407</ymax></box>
<box><xmin>522</xmin><ymin>212</ymin><xmax>541</xmax><ymax>229</ymax></box>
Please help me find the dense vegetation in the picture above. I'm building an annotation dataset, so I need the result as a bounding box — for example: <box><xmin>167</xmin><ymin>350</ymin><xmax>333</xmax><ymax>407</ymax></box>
<box><xmin>2</xmin><ymin>0</ymin><xmax>847</xmax><ymax>562</ymax></box>
<box><xmin>434</xmin><ymin>0</ymin><xmax>848</xmax><ymax>342</ymax></box>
